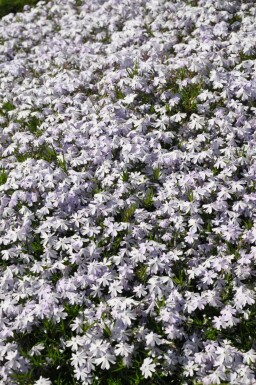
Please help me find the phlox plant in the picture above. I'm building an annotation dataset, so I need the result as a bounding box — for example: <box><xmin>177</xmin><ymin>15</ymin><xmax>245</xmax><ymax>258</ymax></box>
<box><xmin>1</xmin><ymin>0</ymin><xmax>256</xmax><ymax>384</ymax></box>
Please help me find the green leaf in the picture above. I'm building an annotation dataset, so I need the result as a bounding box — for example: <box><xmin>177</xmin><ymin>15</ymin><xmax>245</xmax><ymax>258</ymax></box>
<box><xmin>0</xmin><ymin>169</ymin><xmax>7</xmax><ymax>185</ymax></box>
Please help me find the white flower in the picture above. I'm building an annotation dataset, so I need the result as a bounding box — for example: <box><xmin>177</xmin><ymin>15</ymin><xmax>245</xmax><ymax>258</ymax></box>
<box><xmin>140</xmin><ymin>357</ymin><xmax>156</xmax><ymax>379</ymax></box>
<box><xmin>145</xmin><ymin>332</ymin><xmax>163</xmax><ymax>347</ymax></box>
<box><xmin>34</xmin><ymin>377</ymin><xmax>52</xmax><ymax>385</ymax></box>
<box><xmin>122</xmin><ymin>93</ymin><xmax>137</xmax><ymax>104</ymax></box>
<box><xmin>29</xmin><ymin>343</ymin><xmax>45</xmax><ymax>356</ymax></box>
<box><xmin>243</xmin><ymin>349</ymin><xmax>256</xmax><ymax>365</ymax></box>
<box><xmin>66</xmin><ymin>336</ymin><xmax>85</xmax><ymax>351</ymax></box>
<box><xmin>184</xmin><ymin>361</ymin><xmax>199</xmax><ymax>377</ymax></box>
<box><xmin>108</xmin><ymin>280</ymin><xmax>123</xmax><ymax>297</ymax></box>
<box><xmin>71</xmin><ymin>350</ymin><xmax>88</xmax><ymax>369</ymax></box>
<box><xmin>133</xmin><ymin>284</ymin><xmax>147</xmax><ymax>298</ymax></box>
<box><xmin>94</xmin><ymin>353</ymin><xmax>116</xmax><ymax>370</ymax></box>
<box><xmin>115</xmin><ymin>342</ymin><xmax>134</xmax><ymax>357</ymax></box>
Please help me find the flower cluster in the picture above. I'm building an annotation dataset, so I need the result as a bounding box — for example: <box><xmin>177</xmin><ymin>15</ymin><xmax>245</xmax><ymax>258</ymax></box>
<box><xmin>1</xmin><ymin>0</ymin><xmax>256</xmax><ymax>384</ymax></box>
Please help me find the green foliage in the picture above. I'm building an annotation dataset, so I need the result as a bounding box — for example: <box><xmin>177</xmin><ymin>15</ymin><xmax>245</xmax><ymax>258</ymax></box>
<box><xmin>103</xmin><ymin>322</ymin><xmax>112</xmax><ymax>338</ymax></box>
<box><xmin>39</xmin><ymin>146</ymin><xmax>58</xmax><ymax>163</ymax></box>
<box><xmin>101</xmin><ymin>30</ymin><xmax>111</xmax><ymax>44</ymax></box>
<box><xmin>152</xmin><ymin>166</ymin><xmax>161</xmax><ymax>182</ymax></box>
<box><xmin>114</xmin><ymin>86</ymin><xmax>125</xmax><ymax>100</ymax></box>
<box><xmin>156</xmin><ymin>298</ymin><xmax>166</xmax><ymax>315</ymax></box>
<box><xmin>229</xmin><ymin>14</ymin><xmax>242</xmax><ymax>24</ymax></box>
<box><xmin>212</xmin><ymin>167</ymin><xmax>220</xmax><ymax>176</ymax></box>
<box><xmin>0</xmin><ymin>101</ymin><xmax>15</xmax><ymax>123</ymax></box>
<box><xmin>121</xmin><ymin>203</ymin><xmax>138</xmax><ymax>222</ymax></box>
<box><xmin>112</xmin><ymin>146</ymin><xmax>121</xmax><ymax>159</ymax></box>
<box><xmin>134</xmin><ymin>263</ymin><xmax>148</xmax><ymax>283</ymax></box>
<box><xmin>142</xmin><ymin>188</ymin><xmax>154</xmax><ymax>211</ymax></box>
<box><xmin>51</xmin><ymin>271</ymin><xmax>63</xmax><ymax>285</ymax></box>
<box><xmin>179</xmin><ymin>82</ymin><xmax>202</xmax><ymax>113</ymax></box>
<box><xmin>187</xmin><ymin>0</ymin><xmax>199</xmax><ymax>6</ymax></box>
<box><xmin>0</xmin><ymin>168</ymin><xmax>7</xmax><ymax>185</ymax></box>
<box><xmin>1</xmin><ymin>101</ymin><xmax>15</xmax><ymax>111</ymax></box>
<box><xmin>203</xmin><ymin>326</ymin><xmax>218</xmax><ymax>341</ymax></box>
<box><xmin>27</xmin><ymin>116</ymin><xmax>43</xmax><ymax>137</ymax></box>
<box><xmin>15</xmin><ymin>144</ymin><xmax>57</xmax><ymax>163</ymax></box>
<box><xmin>107</xmin><ymin>379</ymin><xmax>122</xmax><ymax>385</ymax></box>
<box><xmin>187</xmin><ymin>190</ymin><xmax>194</xmax><ymax>202</ymax></box>
<box><xmin>15</xmin><ymin>152</ymin><xmax>31</xmax><ymax>162</ymax></box>
<box><xmin>29</xmin><ymin>235</ymin><xmax>44</xmax><ymax>259</ymax></box>
<box><xmin>242</xmin><ymin>218</ymin><xmax>254</xmax><ymax>230</ymax></box>
<box><xmin>239</xmin><ymin>51</ymin><xmax>256</xmax><ymax>61</ymax></box>
<box><xmin>14</xmin><ymin>144</ymin><xmax>68</xmax><ymax>172</ymax></box>
<box><xmin>144</xmin><ymin>24</ymin><xmax>154</xmax><ymax>37</ymax></box>
<box><xmin>126</xmin><ymin>61</ymin><xmax>139</xmax><ymax>78</ymax></box>
<box><xmin>172</xmin><ymin>268</ymin><xmax>186</xmax><ymax>287</ymax></box>
<box><xmin>175</xmin><ymin>67</ymin><xmax>195</xmax><ymax>81</ymax></box>
<box><xmin>121</xmin><ymin>170</ymin><xmax>129</xmax><ymax>182</ymax></box>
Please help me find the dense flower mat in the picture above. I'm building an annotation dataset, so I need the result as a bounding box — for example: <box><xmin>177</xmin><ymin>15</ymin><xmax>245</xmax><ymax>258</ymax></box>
<box><xmin>1</xmin><ymin>0</ymin><xmax>256</xmax><ymax>384</ymax></box>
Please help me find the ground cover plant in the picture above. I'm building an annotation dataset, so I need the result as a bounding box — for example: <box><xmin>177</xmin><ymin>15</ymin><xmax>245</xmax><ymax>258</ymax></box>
<box><xmin>1</xmin><ymin>0</ymin><xmax>256</xmax><ymax>384</ymax></box>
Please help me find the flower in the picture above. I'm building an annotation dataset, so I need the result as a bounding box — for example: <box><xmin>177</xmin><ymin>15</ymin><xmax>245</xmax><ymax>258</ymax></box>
<box><xmin>29</xmin><ymin>343</ymin><xmax>45</xmax><ymax>356</ymax></box>
<box><xmin>243</xmin><ymin>349</ymin><xmax>256</xmax><ymax>365</ymax></box>
<box><xmin>115</xmin><ymin>342</ymin><xmax>134</xmax><ymax>357</ymax></box>
<box><xmin>140</xmin><ymin>357</ymin><xmax>156</xmax><ymax>379</ymax></box>
<box><xmin>34</xmin><ymin>377</ymin><xmax>52</xmax><ymax>385</ymax></box>
<box><xmin>94</xmin><ymin>353</ymin><xmax>116</xmax><ymax>370</ymax></box>
<box><xmin>145</xmin><ymin>332</ymin><xmax>163</xmax><ymax>347</ymax></box>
